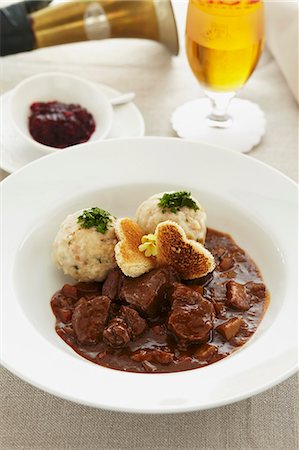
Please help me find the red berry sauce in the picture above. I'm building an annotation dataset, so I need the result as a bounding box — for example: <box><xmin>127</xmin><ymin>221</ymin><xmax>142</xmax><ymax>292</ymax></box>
<box><xmin>29</xmin><ymin>101</ymin><xmax>96</xmax><ymax>148</ymax></box>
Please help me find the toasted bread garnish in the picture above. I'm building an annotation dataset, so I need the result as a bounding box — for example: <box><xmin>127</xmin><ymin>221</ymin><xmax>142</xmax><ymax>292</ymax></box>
<box><xmin>156</xmin><ymin>221</ymin><xmax>215</xmax><ymax>280</ymax></box>
<box><xmin>115</xmin><ymin>218</ymin><xmax>157</xmax><ymax>278</ymax></box>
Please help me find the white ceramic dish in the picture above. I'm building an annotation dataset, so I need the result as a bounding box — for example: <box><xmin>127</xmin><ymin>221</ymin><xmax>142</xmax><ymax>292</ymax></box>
<box><xmin>9</xmin><ymin>72</ymin><xmax>113</xmax><ymax>156</ymax></box>
<box><xmin>0</xmin><ymin>84</ymin><xmax>145</xmax><ymax>174</ymax></box>
<box><xmin>1</xmin><ymin>137</ymin><xmax>297</xmax><ymax>413</ymax></box>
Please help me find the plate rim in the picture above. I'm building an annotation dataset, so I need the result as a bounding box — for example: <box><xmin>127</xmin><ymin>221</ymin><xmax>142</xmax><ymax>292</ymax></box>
<box><xmin>1</xmin><ymin>357</ymin><xmax>296</xmax><ymax>414</ymax></box>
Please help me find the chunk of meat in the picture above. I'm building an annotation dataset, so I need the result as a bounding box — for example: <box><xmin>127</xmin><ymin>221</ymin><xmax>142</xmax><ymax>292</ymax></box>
<box><xmin>57</xmin><ymin>308</ymin><xmax>73</xmax><ymax>324</ymax></box>
<box><xmin>219</xmin><ymin>256</ymin><xmax>234</xmax><ymax>272</ymax></box>
<box><xmin>210</xmin><ymin>298</ymin><xmax>224</xmax><ymax>316</ymax></box>
<box><xmin>177</xmin><ymin>354</ymin><xmax>193</xmax><ymax>364</ymax></box>
<box><xmin>168</xmin><ymin>283</ymin><xmax>214</xmax><ymax>344</ymax></box>
<box><xmin>194</xmin><ymin>343</ymin><xmax>218</xmax><ymax>360</ymax></box>
<box><xmin>102</xmin><ymin>268</ymin><xmax>124</xmax><ymax>301</ymax></box>
<box><xmin>188</xmin><ymin>285</ymin><xmax>204</xmax><ymax>296</ymax></box>
<box><xmin>212</xmin><ymin>246</ymin><xmax>226</xmax><ymax>258</ymax></box>
<box><xmin>168</xmin><ymin>306</ymin><xmax>213</xmax><ymax>344</ymax></box>
<box><xmin>246</xmin><ymin>282</ymin><xmax>266</xmax><ymax>299</ymax></box>
<box><xmin>131</xmin><ymin>349</ymin><xmax>174</xmax><ymax>365</ymax></box>
<box><xmin>120</xmin><ymin>267</ymin><xmax>179</xmax><ymax>317</ymax></box>
<box><xmin>103</xmin><ymin>317</ymin><xmax>130</xmax><ymax>348</ymax></box>
<box><xmin>76</xmin><ymin>282</ymin><xmax>102</xmax><ymax>296</ymax></box>
<box><xmin>61</xmin><ymin>284</ymin><xmax>78</xmax><ymax>300</ymax></box>
<box><xmin>216</xmin><ymin>317</ymin><xmax>244</xmax><ymax>341</ymax></box>
<box><xmin>120</xmin><ymin>306</ymin><xmax>146</xmax><ymax>338</ymax></box>
<box><xmin>226</xmin><ymin>281</ymin><xmax>250</xmax><ymax>311</ymax></box>
<box><xmin>72</xmin><ymin>296</ymin><xmax>111</xmax><ymax>345</ymax></box>
<box><xmin>103</xmin><ymin>306</ymin><xmax>146</xmax><ymax>348</ymax></box>
<box><xmin>51</xmin><ymin>292</ymin><xmax>77</xmax><ymax>323</ymax></box>
<box><xmin>170</xmin><ymin>283</ymin><xmax>208</xmax><ymax>308</ymax></box>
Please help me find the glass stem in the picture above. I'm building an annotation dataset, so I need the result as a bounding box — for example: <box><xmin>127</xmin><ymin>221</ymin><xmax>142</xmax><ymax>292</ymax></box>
<box><xmin>205</xmin><ymin>91</ymin><xmax>235</xmax><ymax>129</ymax></box>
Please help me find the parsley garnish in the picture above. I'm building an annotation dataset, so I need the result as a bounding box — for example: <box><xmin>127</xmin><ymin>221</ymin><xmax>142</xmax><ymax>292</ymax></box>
<box><xmin>158</xmin><ymin>191</ymin><xmax>199</xmax><ymax>214</ymax></box>
<box><xmin>77</xmin><ymin>207</ymin><xmax>112</xmax><ymax>234</ymax></box>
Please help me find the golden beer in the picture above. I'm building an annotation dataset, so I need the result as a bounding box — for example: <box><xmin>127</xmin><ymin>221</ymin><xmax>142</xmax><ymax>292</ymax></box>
<box><xmin>186</xmin><ymin>0</ymin><xmax>264</xmax><ymax>92</ymax></box>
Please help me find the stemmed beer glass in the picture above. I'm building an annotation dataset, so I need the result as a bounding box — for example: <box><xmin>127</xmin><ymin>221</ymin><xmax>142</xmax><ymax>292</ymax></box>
<box><xmin>172</xmin><ymin>0</ymin><xmax>265</xmax><ymax>153</ymax></box>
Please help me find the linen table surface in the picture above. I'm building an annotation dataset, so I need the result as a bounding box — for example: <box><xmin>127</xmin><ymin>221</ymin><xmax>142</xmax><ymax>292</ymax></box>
<box><xmin>0</xmin><ymin>8</ymin><xmax>298</xmax><ymax>449</ymax></box>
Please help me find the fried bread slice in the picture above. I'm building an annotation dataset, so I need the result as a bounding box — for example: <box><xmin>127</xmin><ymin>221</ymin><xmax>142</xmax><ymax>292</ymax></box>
<box><xmin>156</xmin><ymin>221</ymin><xmax>215</xmax><ymax>279</ymax></box>
<box><xmin>115</xmin><ymin>218</ymin><xmax>157</xmax><ymax>278</ymax></box>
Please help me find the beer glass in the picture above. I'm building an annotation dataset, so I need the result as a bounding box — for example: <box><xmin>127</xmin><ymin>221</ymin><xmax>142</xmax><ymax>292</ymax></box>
<box><xmin>172</xmin><ymin>0</ymin><xmax>265</xmax><ymax>153</ymax></box>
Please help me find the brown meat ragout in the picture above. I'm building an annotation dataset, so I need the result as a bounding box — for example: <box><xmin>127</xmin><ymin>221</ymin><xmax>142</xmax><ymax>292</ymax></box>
<box><xmin>51</xmin><ymin>229</ymin><xmax>269</xmax><ymax>373</ymax></box>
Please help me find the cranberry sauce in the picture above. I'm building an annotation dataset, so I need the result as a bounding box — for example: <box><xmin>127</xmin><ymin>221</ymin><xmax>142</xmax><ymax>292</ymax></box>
<box><xmin>51</xmin><ymin>229</ymin><xmax>269</xmax><ymax>373</ymax></box>
<box><xmin>29</xmin><ymin>101</ymin><xmax>95</xmax><ymax>148</ymax></box>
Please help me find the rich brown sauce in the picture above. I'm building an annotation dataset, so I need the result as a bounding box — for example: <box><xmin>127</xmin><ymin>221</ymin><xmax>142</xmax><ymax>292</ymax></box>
<box><xmin>51</xmin><ymin>228</ymin><xmax>269</xmax><ymax>373</ymax></box>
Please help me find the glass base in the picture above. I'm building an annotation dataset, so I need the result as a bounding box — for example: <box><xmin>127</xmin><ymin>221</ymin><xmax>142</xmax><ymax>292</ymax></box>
<box><xmin>206</xmin><ymin>114</ymin><xmax>233</xmax><ymax>129</ymax></box>
<box><xmin>171</xmin><ymin>98</ymin><xmax>266</xmax><ymax>153</ymax></box>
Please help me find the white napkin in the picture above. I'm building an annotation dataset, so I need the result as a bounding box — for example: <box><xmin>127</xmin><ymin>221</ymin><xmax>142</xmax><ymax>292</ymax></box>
<box><xmin>265</xmin><ymin>0</ymin><xmax>299</xmax><ymax>103</ymax></box>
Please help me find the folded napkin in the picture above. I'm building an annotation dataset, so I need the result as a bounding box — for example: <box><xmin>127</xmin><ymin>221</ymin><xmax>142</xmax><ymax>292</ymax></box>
<box><xmin>265</xmin><ymin>0</ymin><xmax>298</xmax><ymax>103</ymax></box>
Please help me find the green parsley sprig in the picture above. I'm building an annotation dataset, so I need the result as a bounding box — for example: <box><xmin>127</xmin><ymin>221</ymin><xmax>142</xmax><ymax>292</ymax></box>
<box><xmin>158</xmin><ymin>191</ymin><xmax>199</xmax><ymax>214</ymax></box>
<box><xmin>77</xmin><ymin>207</ymin><xmax>112</xmax><ymax>234</ymax></box>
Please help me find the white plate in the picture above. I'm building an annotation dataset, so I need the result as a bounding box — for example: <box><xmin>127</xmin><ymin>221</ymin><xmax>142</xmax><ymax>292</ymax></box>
<box><xmin>1</xmin><ymin>137</ymin><xmax>297</xmax><ymax>413</ymax></box>
<box><xmin>0</xmin><ymin>83</ymin><xmax>145</xmax><ymax>173</ymax></box>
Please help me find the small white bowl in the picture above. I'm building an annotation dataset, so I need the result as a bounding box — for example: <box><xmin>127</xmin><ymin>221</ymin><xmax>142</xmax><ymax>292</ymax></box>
<box><xmin>9</xmin><ymin>72</ymin><xmax>113</xmax><ymax>157</ymax></box>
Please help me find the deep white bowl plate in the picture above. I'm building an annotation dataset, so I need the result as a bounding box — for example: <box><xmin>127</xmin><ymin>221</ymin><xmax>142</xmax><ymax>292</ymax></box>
<box><xmin>1</xmin><ymin>137</ymin><xmax>297</xmax><ymax>413</ymax></box>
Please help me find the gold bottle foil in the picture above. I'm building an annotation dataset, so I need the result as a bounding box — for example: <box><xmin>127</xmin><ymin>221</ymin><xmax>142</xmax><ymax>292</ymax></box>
<box><xmin>31</xmin><ymin>0</ymin><xmax>179</xmax><ymax>55</ymax></box>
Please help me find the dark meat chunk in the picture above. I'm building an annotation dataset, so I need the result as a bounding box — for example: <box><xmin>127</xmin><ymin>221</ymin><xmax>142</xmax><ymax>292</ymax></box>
<box><xmin>216</xmin><ymin>317</ymin><xmax>244</xmax><ymax>341</ymax></box>
<box><xmin>76</xmin><ymin>282</ymin><xmax>102</xmax><ymax>297</ymax></box>
<box><xmin>246</xmin><ymin>282</ymin><xmax>266</xmax><ymax>299</ymax></box>
<box><xmin>194</xmin><ymin>343</ymin><xmax>218</xmax><ymax>361</ymax></box>
<box><xmin>210</xmin><ymin>298</ymin><xmax>224</xmax><ymax>316</ymax></box>
<box><xmin>188</xmin><ymin>285</ymin><xmax>204</xmax><ymax>296</ymax></box>
<box><xmin>120</xmin><ymin>267</ymin><xmax>179</xmax><ymax>317</ymax></box>
<box><xmin>120</xmin><ymin>306</ymin><xmax>146</xmax><ymax>338</ymax></box>
<box><xmin>103</xmin><ymin>317</ymin><xmax>130</xmax><ymax>348</ymax></box>
<box><xmin>131</xmin><ymin>349</ymin><xmax>174</xmax><ymax>365</ymax></box>
<box><xmin>72</xmin><ymin>296</ymin><xmax>111</xmax><ymax>345</ymax></box>
<box><xmin>51</xmin><ymin>292</ymin><xmax>77</xmax><ymax>323</ymax></box>
<box><xmin>103</xmin><ymin>306</ymin><xmax>146</xmax><ymax>348</ymax></box>
<box><xmin>170</xmin><ymin>283</ymin><xmax>207</xmax><ymax>308</ymax></box>
<box><xmin>226</xmin><ymin>281</ymin><xmax>250</xmax><ymax>311</ymax></box>
<box><xmin>177</xmin><ymin>354</ymin><xmax>193</xmax><ymax>364</ymax></box>
<box><xmin>61</xmin><ymin>284</ymin><xmax>78</xmax><ymax>300</ymax></box>
<box><xmin>56</xmin><ymin>309</ymin><xmax>73</xmax><ymax>324</ymax></box>
<box><xmin>168</xmin><ymin>283</ymin><xmax>214</xmax><ymax>344</ymax></box>
<box><xmin>219</xmin><ymin>256</ymin><xmax>234</xmax><ymax>272</ymax></box>
<box><xmin>102</xmin><ymin>268</ymin><xmax>124</xmax><ymax>301</ymax></box>
<box><xmin>211</xmin><ymin>246</ymin><xmax>226</xmax><ymax>258</ymax></box>
<box><xmin>168</xmin><ymin>306</ymin><xmax>213</xmax><ymax>344</ymax></box>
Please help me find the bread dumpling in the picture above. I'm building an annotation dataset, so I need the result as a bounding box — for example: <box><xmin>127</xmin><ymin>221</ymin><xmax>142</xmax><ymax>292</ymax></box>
<box><xmin>136</xmin><ymin>191</ymin><xmax>207</xmax><ymax>244</ymax></box>
<box><xmin>52</xmin><ymin>207</ymin><xmax>117</xmax><ymax>282</ymax></box>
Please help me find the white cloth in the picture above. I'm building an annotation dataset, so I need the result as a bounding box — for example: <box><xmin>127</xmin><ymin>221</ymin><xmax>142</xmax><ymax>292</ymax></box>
<box><xmin>265</xmin><ymin>0</ymin><xmax>299</xmax><ymax>103</ymax></box>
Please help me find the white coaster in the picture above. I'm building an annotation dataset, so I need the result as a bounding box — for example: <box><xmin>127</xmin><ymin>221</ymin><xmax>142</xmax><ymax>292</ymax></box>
<box><xmin>171</xmin><ymin>98</ymin><xmax>266</xmax><ymax>153</ymax></box>
<box><xmin>0</xmin><ymin>83</ymin><xmax>145</xmax><ymax>173</ymax></box>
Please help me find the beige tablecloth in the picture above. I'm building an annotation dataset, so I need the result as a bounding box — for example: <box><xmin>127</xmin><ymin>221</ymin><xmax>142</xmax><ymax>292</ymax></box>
<box><xmin>0</xmin><ymin>34</ymin><xmax>298</xmax><ymax>450</ymax></box>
